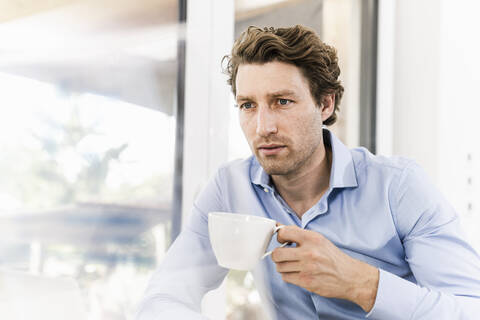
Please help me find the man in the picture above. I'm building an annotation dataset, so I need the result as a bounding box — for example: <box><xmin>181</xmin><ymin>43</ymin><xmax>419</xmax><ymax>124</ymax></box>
<box><xmin>136</xmin><ymin>25</ymin><xmax>480</xmax><ymax>319</ymax></box>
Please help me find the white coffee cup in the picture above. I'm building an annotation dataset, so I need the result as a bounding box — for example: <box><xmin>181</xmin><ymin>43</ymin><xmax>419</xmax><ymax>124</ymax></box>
<box><xmin>208</xmin><ymin>212</ymin><xmax>287</xmax><ymax>270</ymax></box>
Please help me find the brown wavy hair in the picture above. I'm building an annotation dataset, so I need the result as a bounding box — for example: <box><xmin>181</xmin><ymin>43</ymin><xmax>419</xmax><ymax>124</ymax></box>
<box><xmin>223</xmin><ymin>25</ymin><xmax>344</xmax><ymax>126</ymax></box>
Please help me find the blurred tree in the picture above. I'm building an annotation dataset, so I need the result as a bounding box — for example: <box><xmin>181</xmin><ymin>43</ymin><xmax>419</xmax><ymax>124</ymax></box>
<box><xmin>27</xmin><ymin>105</ymin><xmax>129</xmax><ymax>206</ymax></box>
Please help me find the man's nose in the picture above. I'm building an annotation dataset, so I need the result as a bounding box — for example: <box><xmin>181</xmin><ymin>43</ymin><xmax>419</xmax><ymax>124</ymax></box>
<box><xmin>256</xmin><ymin>104</ymin><xmax>278</xmax><ymax>137</ymax></box>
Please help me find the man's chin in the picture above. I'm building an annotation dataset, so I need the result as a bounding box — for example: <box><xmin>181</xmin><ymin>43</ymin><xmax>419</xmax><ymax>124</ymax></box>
<box><xmin>263</xmin><ymin>168</ymin><xmax>290</xmax><ymax>176</ymax></box>
<box><xmin>257</xmin><ymin>158</ymin><xmax>291</xmax><ymax>176</ymax></box>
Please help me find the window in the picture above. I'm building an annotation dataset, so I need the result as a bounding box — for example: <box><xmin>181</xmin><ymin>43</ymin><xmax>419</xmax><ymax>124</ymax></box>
<box><xmin>0</xmin><ymin>2</ymin><xmax>180</xmax><ymax>319</ymax></box>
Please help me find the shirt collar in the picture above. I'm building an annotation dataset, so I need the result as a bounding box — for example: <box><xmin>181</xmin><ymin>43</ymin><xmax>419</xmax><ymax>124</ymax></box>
<box><xmin>250</xmin><ymin>128</ymin><xmax>358</xmax><ymax>190</ymax></box>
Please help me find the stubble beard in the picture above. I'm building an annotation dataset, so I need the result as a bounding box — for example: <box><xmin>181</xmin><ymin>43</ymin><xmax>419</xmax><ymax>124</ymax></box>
<box><xmin>251</xmin><ymin>110</ymin><xmax>325</xmax><ymax>177</ymax></box>
<box><xmin>255</xmin><ymin>136</ymin><xmax>322</xmax><ymax>177</ymax></box>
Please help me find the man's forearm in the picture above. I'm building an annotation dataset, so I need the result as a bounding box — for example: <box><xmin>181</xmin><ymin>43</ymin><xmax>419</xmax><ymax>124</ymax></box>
<box><xmin>135</xmin><ymin>226</ymin><xmax>228</xmax><ymax>320</ymax></box>
<box><xmin>135</xmin><ymin>294</ymin><xmax>208</xmax><ymax>320</ymax></box>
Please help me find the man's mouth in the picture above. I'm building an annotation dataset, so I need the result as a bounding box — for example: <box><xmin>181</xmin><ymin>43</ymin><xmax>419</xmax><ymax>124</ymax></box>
<box><xmin>257</xmin><ymin>144</ymin><xmax>286</xmax><ymax>156</ymax></box>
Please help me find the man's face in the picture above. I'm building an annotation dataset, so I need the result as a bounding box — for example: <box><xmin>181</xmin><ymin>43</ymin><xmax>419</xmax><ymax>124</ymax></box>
<box><xmin>236</xmin><ymin>61</ymin><xmax>328</xmax><ymax>176</ymax></box>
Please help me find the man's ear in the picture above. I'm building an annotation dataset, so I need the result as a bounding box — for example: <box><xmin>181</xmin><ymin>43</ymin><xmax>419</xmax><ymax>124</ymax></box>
<box><xmin>320</xmin><ymin>94</ymin><xmax>335</xmax><ymax>122</ymax></box>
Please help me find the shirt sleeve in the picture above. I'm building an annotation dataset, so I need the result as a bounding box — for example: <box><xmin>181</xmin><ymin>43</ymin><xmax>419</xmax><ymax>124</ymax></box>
<box><xmin>135</xmin><ymin>169</ymin><xmax>229</xmax><ymax>320</ymax></box>
<box><xmin>367</xmin><ymin>161</ymin><xmax>480</xmax><ymax>320</ymax></box>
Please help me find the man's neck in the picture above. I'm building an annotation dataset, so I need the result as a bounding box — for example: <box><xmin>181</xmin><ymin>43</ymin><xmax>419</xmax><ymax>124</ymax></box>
<box><xmin>271</xmin><ymin>143</ymin><xmax>332</xmax><ymax>218</ymax></box>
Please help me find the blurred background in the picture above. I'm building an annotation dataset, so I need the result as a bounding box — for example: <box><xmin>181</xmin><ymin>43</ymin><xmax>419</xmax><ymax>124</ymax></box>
<box><xmin>0</xmin><ymin>0</ymin><xmax>478</xmax><ymax>319</ymax></box>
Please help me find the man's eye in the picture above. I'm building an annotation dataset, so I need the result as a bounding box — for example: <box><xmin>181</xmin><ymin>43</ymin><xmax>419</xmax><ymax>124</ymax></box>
<box><xmin>278</xmin><ymin>99</ymin><xmax>291</xmax><ymax>106</ymax></box>
<box><xmin>240</xmin><ymin>102</ymin><xmax>254</xmax><ymax>110</ymax></box>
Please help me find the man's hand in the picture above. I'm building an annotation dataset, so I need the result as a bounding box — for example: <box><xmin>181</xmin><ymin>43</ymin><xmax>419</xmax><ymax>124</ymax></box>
<box><xmin>271</xmin><ymin>225</ymin><xmax>379</xmax><ymax>313</ymax></box>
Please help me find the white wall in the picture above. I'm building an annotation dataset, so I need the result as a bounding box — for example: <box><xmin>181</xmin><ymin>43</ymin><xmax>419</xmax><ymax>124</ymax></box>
<box><xmin>378</xmin><ymin>0</ymin><xmax>480</xmax><ymax>248</ymax></box>
<box><xmin>437</xmin><ymin>0</ymin><xmax>480</xmax><ymax>247</ymax></box>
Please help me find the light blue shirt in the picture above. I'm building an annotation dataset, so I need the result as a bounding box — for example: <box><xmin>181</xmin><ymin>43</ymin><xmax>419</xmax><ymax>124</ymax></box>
<box><xmin>136</xmin><ymin>129</ymin><xmax>480</xmax><ymax>319</ymax></box>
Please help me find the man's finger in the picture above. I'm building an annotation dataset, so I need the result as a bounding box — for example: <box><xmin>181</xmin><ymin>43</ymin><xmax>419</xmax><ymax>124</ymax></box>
<box><xmin>280</xmin><ymin>272</ymin><xmax>300</xmax><ymax>285</ymax></box>
<box><xmin>277</xmin><ymin>225</ymin><xmax>307</xmax><ymax>245</ymax></box>
<box><xmin>275</xmin><ymin>260</ymin><xmax>302</xmax><ymax>273</ymax></box>
<box><xmin>271</xmin><ymin>247</ymin><xmax>300</xmax><ymax>263</ymax></box>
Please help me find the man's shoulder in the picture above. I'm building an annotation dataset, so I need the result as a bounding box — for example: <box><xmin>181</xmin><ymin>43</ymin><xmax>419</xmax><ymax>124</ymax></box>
<box><xmin>217</xmin><ymin>156</ymin><xmax>254</xmax><ymax>173</ymax></box>
<box><xmin>350</xmin><ymin>147</ymin><xmax>416</xmax><ymax>177</ymax></box>
<box><xmin>215</xmin><ymin>156</ymin><xmax>255</xmax><ymax>183</ymax></box>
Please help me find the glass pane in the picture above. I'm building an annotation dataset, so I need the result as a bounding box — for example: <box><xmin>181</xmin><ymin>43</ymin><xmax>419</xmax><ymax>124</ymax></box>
<box><xmin>0</xmin><ymin>1</ymin><xmax>178</xmax><ymax>319</ymax></box>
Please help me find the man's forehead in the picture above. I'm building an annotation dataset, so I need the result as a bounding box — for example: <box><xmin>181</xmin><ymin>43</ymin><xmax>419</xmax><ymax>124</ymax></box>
<box><xmin>235</xmin><ymin>62</ymin><xmax>309</xmax><ymax>99</ymax></box>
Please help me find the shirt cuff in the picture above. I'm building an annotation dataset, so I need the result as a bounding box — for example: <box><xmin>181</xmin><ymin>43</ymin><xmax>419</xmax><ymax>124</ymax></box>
<box><xmin>366</xmin><ymin>269</ymin><xmax>420</xmax><ymax>320</ymax></box>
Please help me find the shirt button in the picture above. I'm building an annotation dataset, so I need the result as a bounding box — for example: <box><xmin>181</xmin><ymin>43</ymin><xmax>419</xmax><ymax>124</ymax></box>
<box><xmin>264</xmin><ymin>188</ymin><xmax>269</xmax><ymax>193</ymax></box>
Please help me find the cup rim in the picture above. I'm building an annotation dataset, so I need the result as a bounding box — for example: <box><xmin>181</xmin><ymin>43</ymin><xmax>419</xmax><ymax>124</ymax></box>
<box><xmin>208</xmin><ymin>211</ymin><xmax>275</xmax><ymax>224</ymax></box>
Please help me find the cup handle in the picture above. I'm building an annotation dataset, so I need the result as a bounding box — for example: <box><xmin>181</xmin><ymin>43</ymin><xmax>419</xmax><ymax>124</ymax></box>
<box><xmin>262</xmin><ymin>225</ymin><xmax>290</xmax><ymax>259</ymax></box>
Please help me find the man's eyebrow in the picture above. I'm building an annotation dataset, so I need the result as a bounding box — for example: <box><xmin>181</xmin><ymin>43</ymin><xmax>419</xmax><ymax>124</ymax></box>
<box><xmin>236</xmin><ymin>90</ymin><xmax>298</xmax><ymax>102</ymax></box>
<box><xmin>236</xmin><ymin>95</ymin><xmax>253</xmax><ymax>102</ymax></box>
<box><xmin>267</xmin><ymin>90</ymin><xmax>298</xmax><ymax>98</ymax></box>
